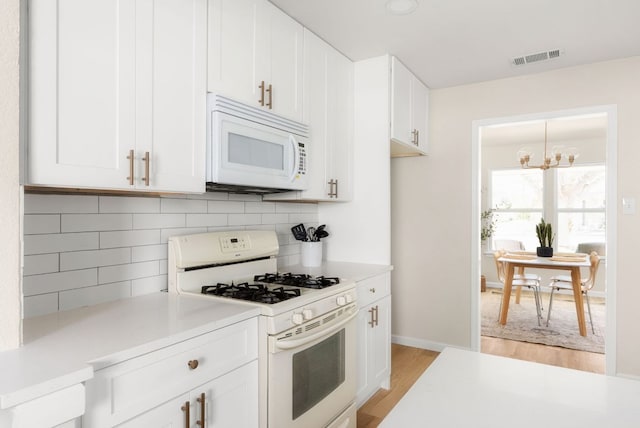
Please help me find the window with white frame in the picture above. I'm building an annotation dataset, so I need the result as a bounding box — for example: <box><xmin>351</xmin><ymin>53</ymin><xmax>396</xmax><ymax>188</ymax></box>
<box><xmin>489</xmin><ymin>165</ymin><xmax>605</xmax><ymax>252</ymax></box>
<box><xmin>490</xmin><ymin>169</ymin><xmax>543</xmax><ymax>251</ymax></box>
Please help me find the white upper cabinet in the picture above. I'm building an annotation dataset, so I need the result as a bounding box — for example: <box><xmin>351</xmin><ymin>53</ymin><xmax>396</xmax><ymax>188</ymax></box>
<box><xmin>266</xmin><ymin>29</ymin><xmax>353</xmax><ymax>202</ymax></box>
<box><xmin>390</xmin><ymin>56</ymin><xmax>429</xmax><ymax>157</ymax></box>
<box><xmin>28</xmin><ymin>0</ymin><xmax>207</xmax><ymax>193</ymax></box>
<box><xmin>208</xmin><ymin>0</ymin><xmax>303</xmax><ymax>121</ymax></box>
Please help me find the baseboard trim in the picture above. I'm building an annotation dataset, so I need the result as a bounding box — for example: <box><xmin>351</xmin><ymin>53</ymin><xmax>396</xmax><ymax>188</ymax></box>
<box><xmin>391</xmin><ymin>335</ymin><xmax>471</xmax><ymax>353</ymax></box>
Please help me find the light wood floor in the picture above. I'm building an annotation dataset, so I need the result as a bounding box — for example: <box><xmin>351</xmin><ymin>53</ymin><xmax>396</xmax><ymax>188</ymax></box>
<box><xmin>356</xmin><ymin>339</ymin><xmax>605</xmax><ymax>427</ymax></box>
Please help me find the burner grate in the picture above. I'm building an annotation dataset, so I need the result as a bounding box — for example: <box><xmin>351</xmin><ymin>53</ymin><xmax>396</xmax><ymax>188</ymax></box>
<box><xmin>201</xmin><ymin>282</ymin><xmax>301</xmax><ymax>304</ymax></box>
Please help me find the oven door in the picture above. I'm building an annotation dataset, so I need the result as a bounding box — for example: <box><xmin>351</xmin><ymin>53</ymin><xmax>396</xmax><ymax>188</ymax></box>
<box><xmin>268</xmin><ymin>304</ymin><xmax>357</xmax><ymax>428</ymax></box>
<box><xmin>208</xmin><ymin>111</ymin><xmax>308</xmax><ymax>190</ymax></box>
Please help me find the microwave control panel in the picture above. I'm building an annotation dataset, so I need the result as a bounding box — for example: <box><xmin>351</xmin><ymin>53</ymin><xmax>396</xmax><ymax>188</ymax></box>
<box><xmin>298</xmin><ymin>142</ymin><xmax>307</xmax><ymax>175</ymax></box>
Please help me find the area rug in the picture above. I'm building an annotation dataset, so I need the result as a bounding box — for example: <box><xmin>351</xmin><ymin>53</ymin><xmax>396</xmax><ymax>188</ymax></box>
<box><xmin>481</xmin><ymin>289</ymin><xmax>605</xmax><ymax>354</ymax></box>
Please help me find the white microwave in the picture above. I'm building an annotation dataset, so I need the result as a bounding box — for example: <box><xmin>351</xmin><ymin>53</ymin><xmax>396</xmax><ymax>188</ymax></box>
<box><xmin>206</xmin><ymin>94</ymin><xmax>309</xmax><ymax>193</ymax></box>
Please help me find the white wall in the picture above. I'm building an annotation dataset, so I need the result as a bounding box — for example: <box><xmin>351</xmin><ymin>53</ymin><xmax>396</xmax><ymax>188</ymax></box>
<box><xmin>22</xmin><ymin>192</ymin><xmax>318</xmax><ymax>317</ymax></box>
<box><xmin>0</xmin><ymin>0</ymin><xmax>22</xmax><ymax>350</ymax></box>
<box><xmin>391</xmin><ymin>56</ymin><xmax>640</xmax><ymax>376</ymax></box>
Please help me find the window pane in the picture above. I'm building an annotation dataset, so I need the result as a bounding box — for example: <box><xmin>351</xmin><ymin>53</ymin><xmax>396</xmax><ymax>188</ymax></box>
<box><xmin>491</xmin><ymin>169</ymin><xmax>543</xmax><ymax>209</ymax></box>
<box><xmin>492</xmin><ymin>211</ymin><xmax>543</xmax><ymax>251</ymax></box>
<box><xmin>557</xmin><ymin>212</ymin><xmax>606</xmax><ymax>252</ymax></box>
<box><xmin>557</xmin><ymin>165</ymin><xmax>605</xmax><ymax>209</ymax></box>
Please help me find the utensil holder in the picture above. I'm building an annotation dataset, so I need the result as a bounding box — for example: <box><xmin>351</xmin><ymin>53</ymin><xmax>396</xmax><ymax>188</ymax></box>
<box><xmin>301</xmin><ymin>241</ymin><xmax>323</xmax><ymax>267</ymax></box>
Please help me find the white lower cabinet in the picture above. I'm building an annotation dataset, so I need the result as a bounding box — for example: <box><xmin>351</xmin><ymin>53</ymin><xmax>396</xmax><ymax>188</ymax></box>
<box><xmin>83</xmin><ymin>318</ymin><xmax>258</xmax><ymax>427</ymax></box>
<box><xmin>356</xmin><ymin>273</ymin><xmax>391</xmax><ymax>407</ymax></box>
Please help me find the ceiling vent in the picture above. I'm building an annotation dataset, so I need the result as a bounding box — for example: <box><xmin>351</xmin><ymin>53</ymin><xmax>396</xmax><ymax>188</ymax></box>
<box><xmin>511</xmin><ymin>49</ymin><xmax>562</xmax><ymax>66</ymax></box>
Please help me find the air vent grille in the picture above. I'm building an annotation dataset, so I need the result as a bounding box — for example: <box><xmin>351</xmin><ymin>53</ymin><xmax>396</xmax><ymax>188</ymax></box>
<box><xmin>512</xmin><ymin>49</ymin><xmax>562</xmax><ymax>66</ymax></box>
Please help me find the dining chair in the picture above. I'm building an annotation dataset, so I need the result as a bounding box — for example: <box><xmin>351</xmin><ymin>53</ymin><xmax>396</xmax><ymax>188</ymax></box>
<box><xmin>545</xmin><ymin>251</ymin><xmax>600</xmax><ymax>333</ymax></box>
<box><xmin>493</xmin><ymin>250</ymin><xmax>543</xmax><ymax>325</ymax></box>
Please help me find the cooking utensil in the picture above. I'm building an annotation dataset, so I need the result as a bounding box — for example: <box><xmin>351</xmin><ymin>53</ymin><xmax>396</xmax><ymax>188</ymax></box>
<box><xmin>315</xmin><ymin>228</ymin><xmax>329</xmax><ymax>240</ymax></box>
<box><xmin>307</xmin><ymin>227</ymin><xmax>316</xmax><ymax>242</ymax></box>
<box><xmin>291</xmin><ymin>223</ymin><xmax>308</xmax><ymax>241</ymax></box>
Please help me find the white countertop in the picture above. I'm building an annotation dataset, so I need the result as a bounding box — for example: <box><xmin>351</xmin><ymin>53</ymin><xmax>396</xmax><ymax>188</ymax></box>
<box><xmin>0</xmin><ymin>292</ymin><xmax>260</xmax><ymax>409</ymax></box>
<box><xmin>381</xmin><ymin>347</ymin><xmax>640</xmax><ymax>427</ymax></box>
<box><xmin>281</xmin><ymin>260</ymin><xmax>393</xmax><ymax>282</ymax></box>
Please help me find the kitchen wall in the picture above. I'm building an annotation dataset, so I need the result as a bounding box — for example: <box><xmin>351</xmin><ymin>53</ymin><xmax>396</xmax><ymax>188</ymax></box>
<box><xmin>23</xmin><ymin>192</ymin><xmax>318</xmax><ymax>318</ymax></box>
<box><xmin>0</xmin><ymin>0</ymin><xmax>22</xmax><ymax>351</ymax></box>
<box><xmin>391</xmin><ymin>56</ymin><xmax>640</xmax><ymax>377</ymax></box>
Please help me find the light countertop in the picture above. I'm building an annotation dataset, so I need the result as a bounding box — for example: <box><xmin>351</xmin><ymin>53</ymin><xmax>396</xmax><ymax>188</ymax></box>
<box><xmin>380</xmin><ymin>347</ymin><xmax>640</xmax><ymax>427</ymax></box>
<box><xmin>281</xmin><ymin>260</ymin><xmax>393</xmax><ymax>282</ymax></box>
<box><xmin>0</xmin><ymin>292</ymin><xmax>260</xmax><ymax>409</ymax></box>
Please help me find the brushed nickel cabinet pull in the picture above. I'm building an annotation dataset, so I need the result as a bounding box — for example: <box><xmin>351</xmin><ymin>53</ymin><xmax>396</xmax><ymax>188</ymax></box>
<box><xmin>334</xmin><ymin>179</ymin><xmax>339</xmax><ymax>198</ymax></box>
<box><xmin>196</xmin><ymin>392</ymin><xmax>206</xmax><ymax>426</ymax></box>
<box><xmin>374</xmin><ymin>305</ymin><xmax>379</xmax><ymax>326</ymax></box>
<box><xmin>368</xmin><ymin>307</ymin><xmax>375</xmax><ymax>328</ymax></box>
<box><xmin>258</xmin><ymin>80</ymin><xmax>265</xmax><ymax>106</ymax></box>
<box><xmin>416</xmin><ymin>129</ymin><xmax>420</xmax><ymax>146</ymax></box>
<box><xmin>181</xmin><ymin>401</ymin><xmax>190</xmax><ymax>427</ymax></box>
<box><xmin>126</xmin><ymin>149</ymin><xmax>134</xmax><ymax>185</ymax></box>
<box><xmin>411</xmin><ymin>129</ymin><xmax>418</xmax><ymax>145</ymax></box>
<box><xmin>328</xmin><ymin>179</ymin><xmax>338</xmax><ymax>198</ymax></box>
<box><xmin>188</xmin><ymin>359</ymin><xmax>199</xmax><ymax>370</ymax></box>
<box><xmin>266</xmin><ymin>83</ymin><xmax>273</xmax><ymax>109</ymax></box>
<box><xmin>142</xmin><ymin>151</ymin><xmax>150</xmax><ymax>186</ymax></box>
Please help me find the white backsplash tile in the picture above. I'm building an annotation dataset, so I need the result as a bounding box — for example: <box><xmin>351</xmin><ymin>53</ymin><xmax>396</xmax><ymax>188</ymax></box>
<box><xmin>100</xmin><ymin>229</ymin><xmax>161</xmax><ymax>249</ymax></box>
<box><xmin>228</xmin><ymin>213</ymin><xmax>262</xmax><ymax>226</ymax></box>
<box><xmin>22</xmin><ymin>192</ymin><xmax>319</xmax><ymax>316</ymax></box>
<box><xmin>161</xmin><ymin>198</ymin><xmax>207</xmax><ymax>213</ymax></box>
<box><xmin>59</xmin><ymin>281</ymin><xmax>131</xmax><ymax>311</ymax></box>
<box><xmin>99</xmin><ymin>196</ymin><xmax>160</xmax><ymax>213</ymax></box>
<box><xmin>207</xmin><ymin>200</ymin><xmax>245</xmax><ymax>213</ymax></box>
<box><xmin>132</xmin><ymin>213</ymin><xmax>186</xmax><ymax>229</ymax></box>
<box><xmin>186</xmin><ymin>213</ymin><xmax>227</xmax><ymax>228</ymax></box>
<box><xmin>132</xmin><ymin>244</ymin><xmax>167</xmax><ymax>263</ymax></box>
<box><xmin>24</xmin><ymin>232</ymin><xmax>99</xmax><ymax>255</ymax></box>
<box><xmin>61</xmin><ymin>214</ymin><xmax>132</xmax><ymax>232</ymax></box>
<box><xmin>98</xmin><ymin>260</ymin><xmax>159</xmax><ymax>284</ymax></box>
<box><xmin>23</xmin><ymin>293</ymin><xmax>59</xmax><ymax>318</ymax></box>
<box><xmin>23</xmin><ymin>253</ymin><xmax>59</xmax><ymax>276</ymax></box>
<box><xmin>23</xmin><ymin>268</ymin><xmax>98</xmax><ymax>296</ymax></box>
<box><xmin>60</xmin><ymin>248</ymin><xmax>131</xmax><ymax>271</ymax></box>
<box><xmin>24</xmin><ymin>194</ymin><xmax>98</xmax><ymax>214</ymax></box>
<box><xmin>24</xmin><ymin>214</ymin><xmax>60</xmax><ymax>235</ymax></box>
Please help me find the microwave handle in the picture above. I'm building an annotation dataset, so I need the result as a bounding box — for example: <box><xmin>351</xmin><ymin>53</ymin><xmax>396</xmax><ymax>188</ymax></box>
<box><xmin>289</xmin><ymin>135</ymin><xmax>300</xmax><ymax>183</ymax></box>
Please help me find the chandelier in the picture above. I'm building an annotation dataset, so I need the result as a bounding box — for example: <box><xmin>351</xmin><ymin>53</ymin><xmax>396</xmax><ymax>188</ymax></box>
<box><xmin>517</xmin><ymin>122</ymin><xmax>578</xmax><ymax>170</ymax></box>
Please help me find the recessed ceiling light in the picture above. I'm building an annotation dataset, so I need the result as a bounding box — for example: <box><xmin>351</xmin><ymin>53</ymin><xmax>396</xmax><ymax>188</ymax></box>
<box><xmin>386</xmin><ymin>0</ymin><xmax>419</xmax><ymax>15</ymax></box>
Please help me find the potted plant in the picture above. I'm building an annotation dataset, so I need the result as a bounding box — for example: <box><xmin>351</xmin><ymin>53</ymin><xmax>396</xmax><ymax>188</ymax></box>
<box><xmin>535</xmin><ymin>218</ymin><xmax>555</xmax><ymax>257</ymax></box>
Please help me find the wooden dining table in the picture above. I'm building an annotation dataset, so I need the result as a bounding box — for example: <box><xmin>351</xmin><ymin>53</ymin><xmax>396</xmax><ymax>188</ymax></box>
<box><xmin>498</xmin><ymin>253</ymin><xmax>592</xmax><ymax>336</ymax></box>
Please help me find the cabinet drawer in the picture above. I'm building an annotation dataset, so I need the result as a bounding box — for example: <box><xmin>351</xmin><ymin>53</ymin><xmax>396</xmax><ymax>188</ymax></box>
<box><xmin>357</xmin><ymin>273</ymin><xmax>391</xmax><ymax>308</ymax></box>
<box><xmin>84</xmin><ymin>318</ymin><xmax>258</xmax><ymax>427</ymax></box>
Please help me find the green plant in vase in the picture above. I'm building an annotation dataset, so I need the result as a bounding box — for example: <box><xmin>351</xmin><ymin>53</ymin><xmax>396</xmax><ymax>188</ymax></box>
<box><xmin>535</xmin><ymin>218</ymin><xmax>555</xmax><ymax>257</ymax></box>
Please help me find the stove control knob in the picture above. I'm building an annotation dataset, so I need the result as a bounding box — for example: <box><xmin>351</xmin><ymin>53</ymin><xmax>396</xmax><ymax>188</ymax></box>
<box><xmin>345</xmin><ymin>293</ymin><xmax>354</xmax><ymax>304</ymax></box>
<box><xmin>336</xmin><ymin>295</ymin><xmax>347</xmax><ymax>306</ymax></box>
<box><xmin>292</xmin><ymin>313</ymin><xmax>304</xmax><ymax>325</ymax></box>
<box><xmin>302</xmin><ymin>309</ymin><xmax>313</xmax><ymax>320</ymax></box>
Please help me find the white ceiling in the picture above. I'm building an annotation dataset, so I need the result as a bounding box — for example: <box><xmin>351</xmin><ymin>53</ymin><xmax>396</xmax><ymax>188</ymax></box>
<box><xmin>270</xmin><ymin>0</ymin><xmax>640</xmax><ymax>89</ymax></box>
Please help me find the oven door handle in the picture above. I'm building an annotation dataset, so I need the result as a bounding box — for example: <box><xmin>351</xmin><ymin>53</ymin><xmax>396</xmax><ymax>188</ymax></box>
<box><xmin>274</xmin><ymin>311</ymin><xmax>357</xmax><ymax>351</ymax></box>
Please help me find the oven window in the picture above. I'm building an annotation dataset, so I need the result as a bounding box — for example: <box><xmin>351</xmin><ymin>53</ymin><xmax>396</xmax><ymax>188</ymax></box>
<box><xmin>292</xmin><ymin>330</ymin><xmax>345</xmax><ymax>420</ymax></box>
<box><xmin>228</xmin><ymin>132</ymin><xmax>284</xmax><ymax>170</ymax></box>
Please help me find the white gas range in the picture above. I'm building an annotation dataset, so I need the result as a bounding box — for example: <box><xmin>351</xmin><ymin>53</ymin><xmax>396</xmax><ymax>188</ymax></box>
<box><xmin>168</xmin><ymin>230</ymin><xmax>357</xmax><ymax>428</ymax></box>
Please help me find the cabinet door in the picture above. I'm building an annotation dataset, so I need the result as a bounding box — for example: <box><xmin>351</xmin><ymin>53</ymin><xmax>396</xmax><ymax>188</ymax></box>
<box><xmin>265</xmin><ymin>1</ymin><xmax>303</xmax><ymax>121</ymax></box>
<box><xmin>390</xmin><ymin>57</ymin><xmax>412</xmax><ymax>146</ymax></box>
<box><xmin>116</xmin><ymin>394</ymin><xmax>189</xmax><ymax>428</ymax></box>
<box><xmin>326</xmin><ymin>47</ymin><xmax>354</xmax><ymax>201</ymax></box>
<box><xmin>208</xmin><ymin>0</ymin><xmax>263</xmax><ymax>106</ymax></box>
<box><xmin>191</xmin><ymin>360</ymin><xmax>259</xmax><ymax>428</ymax></box>
<box><xmin>28</xmin><ymin>0</ymin><xmax>135</xmax><ymax>189</ymax></box>
<box><xmin>411</xmin><ymin>77</ymin><xmax>429</xmax><ymax>154</ymax></box>
<box><xmin>371</xmin><ymin>296</ymin><xmax>392</xmax><ymax>386</ymax></box>
<box><xmin>137</xmin><ymin>0</ymin><xmax>206</xmax><ymax>192</ymax></box>
<box><xmin>356</xmin><ymin>304</ymin><xmax>374</xmax><ymax>406</ymax></box>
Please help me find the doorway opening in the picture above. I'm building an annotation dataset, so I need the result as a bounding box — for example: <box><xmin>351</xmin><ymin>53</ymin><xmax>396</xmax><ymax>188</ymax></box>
<box><xmin>470</xmin><ymin>106</ymin><xmax>617</xmax><ymax>375</ymax></box>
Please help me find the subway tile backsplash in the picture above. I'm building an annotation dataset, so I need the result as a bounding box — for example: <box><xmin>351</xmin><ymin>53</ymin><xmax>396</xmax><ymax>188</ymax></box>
<box><xmin>23</xmin><ymin>192</ymin><xmax>318</xmax><ymax>318</ymax></box>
